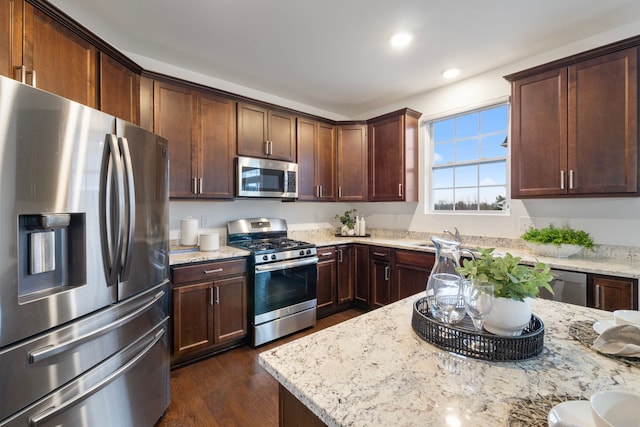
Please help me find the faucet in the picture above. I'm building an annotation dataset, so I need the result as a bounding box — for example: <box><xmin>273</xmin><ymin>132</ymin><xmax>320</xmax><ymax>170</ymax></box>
<box><xmin>444</xmin><ymin>227</ymin><xmax>461</xmax><ymax>243</ymax></box>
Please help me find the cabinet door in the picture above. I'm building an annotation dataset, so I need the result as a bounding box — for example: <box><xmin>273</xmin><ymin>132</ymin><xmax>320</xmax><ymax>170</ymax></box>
<box><xmin>394</xmin><ymin>250</ymin><xmax>434</xmax><ymax>300</ymax></box>
<box><xmin>370</xmin><ymin>248</ymin><xmax>392</xmax><ymax>308</ymax></box>
<box><xmin>568</xmin><ymin>48</ymin><xmax>638</xmax><ymax>195</ymax></box>
<box><xmin>22</xmin><ymin>2</ymin><xmax>97</xmax><ymax>107</ymax></box>
<box><xmin>337</xmin><ymin>124</ymin><xmax>367</xmax><ymax>201</ymax></box>
<box><xmin>589</xmin><ymin>275</ymin><xmax>638</xmax><ymax>311</ymax></box>
<box><xmin>154</xmin><ymin>81</ymin><xmax>195</xmax><ymax>198</ymax></box>
<box><xmin>316</xmin><ymin>122</ymin><xmax>336</xmax><ymax>200</ymax></box>
<box><xmin>353</xmin><ymin>244</ymin><xmax>370</xmax><ymax>307</ymax></box>
<box><xmin>197</xmin><ymin>92</ymin><xmax>236</xmax><ymax>199</ymax></box>
<box><xmin>317</xmin><ymin>247</ymin><xmax>337</xmax><ymax>316</ymax></box>
<box><xmin>172</xmin><ymin>282</ymin><xmax>214</xmax><ymax>355</ymax></box>
<box><xmin>268</xmin><ymin>109</ymin><xmax>296</xmax><ymax>161</ymax></box>
<box><xmin>99</xmin><ymin>52</ymin><xmax>140</xmax><ymax>124</ymax></box>
<box><xmin>1</xmin><ymin>0</ymin><xmax>21</xmax><ymax>79</ymax></box>
<box><xmin>511</xmin><ymin>68</ymin><xmax>568</xmax><ymax>198</ymax></box>
<box><xmin>368</xmin><ymin>115</ymin><xmax>404</xmax><ymax>201</ymax></box>
<box><xmin>237</xmin><ymin>102</ymin><xmax>269</xmax><ymax>158</ymax></box>
<box><xmin>213</xmin><ymin>274</ymin><xmax>247</xmax><ymax>343</ymax></box>
<box><xmin>336</xmin><ymin>245</ymin><xmax>354</xmax><ymax>304</ymax></box>
<box><xmin>296</xmin><ymin>117</ymin><xmax>317</xmax><ymax>200</ymax></box>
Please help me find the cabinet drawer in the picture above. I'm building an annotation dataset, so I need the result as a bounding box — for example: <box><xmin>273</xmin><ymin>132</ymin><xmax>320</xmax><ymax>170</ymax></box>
<box><xmin>172</xmin><ymin>259</ymin><xmax>247</xmax><ymax>284</ymax></box>
<box><xmin>370</xmin><ymin>247</ymin><xmax>391</xmax><ymax>260</ymax></box>
<box><xmin>395</xmin><ymin>250</ymin><xmax>435</xmax><ymax>267</ymax></box>
<box><xmin>317</xmin><ymin>246</ymin><xmax>337</xmax><ymax>261</ymax></box>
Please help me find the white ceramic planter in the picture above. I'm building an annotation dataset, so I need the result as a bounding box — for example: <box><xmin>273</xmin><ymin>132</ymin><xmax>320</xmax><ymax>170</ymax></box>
<box><xmin>483</xmin><ymin>297</ymin><xmax>532</xmax><ymax>336</ymax></box>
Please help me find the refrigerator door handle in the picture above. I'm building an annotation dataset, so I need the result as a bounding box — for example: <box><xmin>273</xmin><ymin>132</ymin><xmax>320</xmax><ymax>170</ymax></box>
<box><xmin>28</xmin><ymin>327</ymin><xmax>166</xmax><ymax>427</ymax></box>
<box><xmin>27</xmin><ymin>289</ymin><xmax>166</xmax><ymax>364</ymax></box>
<box><xmin>118</xmin><ymin>137</ymin><xmax>136</xmax><ymax>282</ymax></box>
<box><xmin>99</xmin><ymin>134</ymin><xmax>126</xmax><ymax>287</ymax></box>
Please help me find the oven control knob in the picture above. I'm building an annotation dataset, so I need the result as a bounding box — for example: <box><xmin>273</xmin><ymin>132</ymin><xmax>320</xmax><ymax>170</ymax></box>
<box><xmin>299</xmin><ymin>250</ymin><xmax>304</xmax><ymax>256</ymax></box>
<box><xmin>306</xmin><ymin>249</ymin><xmax>312</xmax><ymax>255</ymax></box>
<box><xmin>262</xmin><ymin>255</ymin><xmax>268</xmax><ymax>261</ymax></box>
<box><xmin>271</xmin><ymin>254</ymin><xmax>277</xmax><ymax>260</ymax></box>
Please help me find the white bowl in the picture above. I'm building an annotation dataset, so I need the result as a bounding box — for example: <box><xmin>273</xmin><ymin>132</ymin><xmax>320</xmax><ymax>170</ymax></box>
<box><xmin>590</xmin><ymin>391</ymin><xmax>640</xmax><ymax>427</ymax></box>
<box><xmin>524</xmin><ymin>242</ymin><xmax>582</xmax><ymax>258</ymax></box>
<box><xmin>613</xmin><ymin>310</ymin><xmax>640</xmax><ymax>326</ymax></box>
<box><xmin>548</xmin><ymin>400</ymin><xmax>595</xmax><ymax>427</ymax></box>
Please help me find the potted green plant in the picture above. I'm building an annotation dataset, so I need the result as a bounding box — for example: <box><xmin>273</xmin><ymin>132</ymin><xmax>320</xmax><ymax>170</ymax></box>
<box><xmin>335</xmin><ymin>209</ymin><xmax>357</xmax><ymax>235</ymax></box>
<box><xmin>457</xmin><ymin>248</ymin><xmax>553</xmax><ymax>336</ymax></box>
<box><xmin>521</xmin><ymin>225</ymin><xmax>594</xmax><ymax>258</ymax></box>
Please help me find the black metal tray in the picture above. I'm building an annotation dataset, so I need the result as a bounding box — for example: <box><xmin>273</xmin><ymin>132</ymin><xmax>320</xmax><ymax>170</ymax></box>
<box><xmin>411</xmin><ymin>297</ymin><xmax>544</xmax><ymax>361</ymax></box>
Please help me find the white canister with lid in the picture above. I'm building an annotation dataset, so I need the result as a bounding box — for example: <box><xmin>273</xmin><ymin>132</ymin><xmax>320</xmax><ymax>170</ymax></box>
<box><xmin>199</xmin><ymin>232</ymin><xmax>220</xmax><ymax>252</ymax></box>
<box><xmin>180</xmin><ymin>217</ymin><xmax>199</xmax><ymax>246</ymax></box>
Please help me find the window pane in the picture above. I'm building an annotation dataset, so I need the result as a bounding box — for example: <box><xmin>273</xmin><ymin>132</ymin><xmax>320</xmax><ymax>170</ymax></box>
<box><xmin>433</xmin><ymin>189</ymin><xmax>454</xmax><ymax>210</ymax></box>
<box><xmin>481</xmin><ymin>104</ymin><xmax>508</xmax><ymax>134</ymax></box>
<box><xmin>454</xmin><ymin>187</ymin><xmax>478</xmax><ymax>210</ymax></box>
<box><xmin>455</xmin><ymin>165</ymin><xmax>477</xmax><ymax>187</ymax></box>
<box><xmin>481</xmin><ymin>133</ymin><xmax>508</xmax><ymax>158</ymax></box>
<box><xmin>479</xmin><ymin>161</ymin><xmax>506</xmax><ymax>186</ymax></box>
<box><xmin>479</xmin><ymin>186</ymin><xmax>507</xmax><ymax>211</ymax></box>
<box><xmin>434</xmin><ymin>142</ymin><xmax>454</xmax><ymax>164</ymax></box>
<box><xmin>456</xmin><ymin>138</ymin><xmax>478</xmax><ymax>162</ymax></box>
<box><xmin>433</xmin><ymin>119</ymin><xmax>454</xmax><ymax>142</ymax></box>
<box><xmin>433</xmin><ymin>167</ymin><xmax>453</xmax><ymax>189</ymax></box>
<box><xmin>455</xmin><ymin>113</ymin><xmax>478</xmax><ymax>138</ymax></box>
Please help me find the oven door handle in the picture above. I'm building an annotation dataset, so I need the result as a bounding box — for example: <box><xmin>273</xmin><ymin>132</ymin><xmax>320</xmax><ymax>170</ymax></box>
<box><xmin>255</xmin><ymin>256</ymin><xmax>319</xmax><ymax>273</ymax></box>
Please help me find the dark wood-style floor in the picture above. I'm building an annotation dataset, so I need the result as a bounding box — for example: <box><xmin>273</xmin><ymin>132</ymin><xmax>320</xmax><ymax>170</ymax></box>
<box><xmin>157</xmin><ymin>309</ymin><xmax>364</xmax><ymax>427</ymax></box>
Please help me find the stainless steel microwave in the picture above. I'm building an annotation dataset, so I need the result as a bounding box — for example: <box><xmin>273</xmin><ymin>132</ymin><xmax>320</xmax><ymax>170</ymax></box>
<box><xmin>236</xmin><ymin>156</ymin><xmax>298</xmax><ymax>198</ymax></box>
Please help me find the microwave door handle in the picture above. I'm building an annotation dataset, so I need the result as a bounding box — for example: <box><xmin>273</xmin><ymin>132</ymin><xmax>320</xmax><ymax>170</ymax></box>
<box><xmin>99</xmin><ymin>134</ymin><xmax>125</xmax><ymax>287</ymax></box>
<box><xmin>118</xmin><ymin>137</ymin><xmax>136</xmax><ymax>282</ymax></box>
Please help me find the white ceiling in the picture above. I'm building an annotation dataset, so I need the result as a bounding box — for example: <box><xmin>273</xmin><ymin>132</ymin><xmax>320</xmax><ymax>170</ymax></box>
<box><xmin>50</xmin><ymin>0</ymin><xmax>640</xmax><ymax>117</ymax></box>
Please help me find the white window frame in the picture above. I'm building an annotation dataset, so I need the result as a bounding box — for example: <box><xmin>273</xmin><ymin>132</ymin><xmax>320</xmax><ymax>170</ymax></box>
<box><xmin>424</xmin><ymin>99</ymin><xmax>511</xmax><ymax>214</ymax></box>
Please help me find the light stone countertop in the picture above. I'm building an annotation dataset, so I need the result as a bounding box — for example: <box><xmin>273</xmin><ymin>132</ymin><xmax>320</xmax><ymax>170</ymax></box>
<box><xmin>258</xmin><ymin>297</ymin><xmax>640</xmax><ymax>427</ymax></box>
<box><xmin>169</xmin><ymin>245</ymin><xmax>250</xmax><ymax>265</ymax></box>
<box><xmin>305</xmin><ymin>236</ymin><xmax>640</xmax><ymax>279</ymax></box>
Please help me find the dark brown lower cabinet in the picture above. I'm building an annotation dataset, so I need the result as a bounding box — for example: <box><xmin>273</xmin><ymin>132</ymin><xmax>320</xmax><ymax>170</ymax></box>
<box><xmin>588</xmin><ymin>274</ymin><xmax>638</xmax><ymax>311</ymax></box>
<box><xmin>394</xmin><ymin>249</ymin><xmax>435</xmax><ymax>300</ymax></box>
<box><xmin>353</xmin><ymin>244</ymin><xmax>371</xmax><ymax>309</ymax></box>
<box><xmin>316</xmin><ymin>246</ymin><xmax>337</xmax><ymax>318</ymax></box>
<box><xmin>336</xmin><ymin>245</ymin><xmax>354</xmax><ymax>304</ymax></box>
<box><xmin>171</xmin><ymin>258</ymin><xmax>247</xmax><ymax>366</ymax></box>
<box><xmin>370</xmin><ymin>247</ymin><xmax>392</xmax><ymax>309</ymax></box>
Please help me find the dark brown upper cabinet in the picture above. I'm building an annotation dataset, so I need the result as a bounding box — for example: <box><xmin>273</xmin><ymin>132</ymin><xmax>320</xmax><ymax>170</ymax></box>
<box><xmin>367</xmin><ymin>109</ymin><xmax>420</xmax><ymax>202</ymax></box>
<box><xmin>508</xmin><ymin>43</ymin><xmax>638</xmax><ymax>198</ymax></box>
<box><xmin>237</xmin><ymin>102</ymin><xmax>296</xmax><ymax>162</ymax></box>
<box><xmin>297</xmin><ymin>117</ymin><xmax>336</xmax><ymax>201</ymax></box>
<box><xmin>337</xmin><ymin>124</ymin><xmax>368</xmax><ymax>201</ymax></box>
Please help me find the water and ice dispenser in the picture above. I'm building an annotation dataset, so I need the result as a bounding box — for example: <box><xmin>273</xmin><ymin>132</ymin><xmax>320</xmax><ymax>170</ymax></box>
<box><xmin>18</xmin><ymin>213</ymin><xmax>86</xmax><ymax>302</ymax></box>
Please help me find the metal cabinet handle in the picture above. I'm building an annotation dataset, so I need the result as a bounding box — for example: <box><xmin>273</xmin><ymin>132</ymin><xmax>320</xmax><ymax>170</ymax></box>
<box><xmin>203</xmin><ymin>268</ymin><xmax>224</xmax><ymax>274</ymax></box>
<box><xmin>384</xmin><ymin>266</ymin><xmax>390</xmax><ymax>281</ymax></box>
<box><xmin>398</xmin><ymin>183</ymin><xmax>403</xmax><ymax>197</ymax></box>
<box><xmin>264</xmin><ymin>141</ymin><xmax>269</xmax><ymax>155</ymax></box>
<box><xmin>595</xmin><ymin>284</ymin><xmax>600</xmax><ymax>308</ymax></box>
<box><xmin>215</xmin><ymin>287</ymin><xmax>220</xmax><ymax>304</ymax></box>
<box><xmin>569</xmin><ymin>170</ymin><xmax>574</xmax><ymax>190</ymax></box>
<box><xmin>337</xmin><ymin>249</ymin><xmax>343</xmax><ymax>263</ymax></box>
<box><xmin>192</xmin><ymin>178</ymin><xmax>198</xmax><ymax>194</ymax></box>
<box><xmin>14</xmin><ymin>65</ymin><xmax>26</xmax><ymax>83</ymax></box>
<box><xmin>199</xmin><ymin>178</ymin><xmax>203</xmax><ymax>194</ymax></box>
<box><xmin>338</xmin><ymin>186</ymin><xmax>342</xmax><ymax>198</ymax></box>
<box><xmin>320</xmin><ymin>252</ymin><xmax>333</xmax><ymax>257</ymax></box>
<box><xmin>560</xmin><ymin>170</ymin><xmax>565</xmax><ymax>190</ymax></box>
<box><xmin>28</xmin><ymin>69</ymin><xmax>37</xmax><ymax>87</ymax></box>
<box><xmin>372</xmin><ymin>252</ymin><xmax>387</xmax><ymax>257</ymax></box>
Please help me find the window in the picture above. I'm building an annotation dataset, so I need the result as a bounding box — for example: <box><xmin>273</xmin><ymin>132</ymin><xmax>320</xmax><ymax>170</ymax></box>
<box><xmin>428</xmin><ymin>103</ymin><xmax>509</xmax><ymax>212</ymax></box>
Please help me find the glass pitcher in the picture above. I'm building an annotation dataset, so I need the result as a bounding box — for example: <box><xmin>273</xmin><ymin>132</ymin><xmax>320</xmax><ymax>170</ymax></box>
<box><xmin>425</xmin><ymin>236</ymin><xmax>470</xmax><ymax>323</ymax></box>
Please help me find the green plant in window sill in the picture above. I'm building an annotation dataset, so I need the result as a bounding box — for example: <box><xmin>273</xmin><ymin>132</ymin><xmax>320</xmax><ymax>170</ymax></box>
<box><xmin>521</xmin><ymin>225</ymin><xmax>594</xmax><ymax>249</ymax></box>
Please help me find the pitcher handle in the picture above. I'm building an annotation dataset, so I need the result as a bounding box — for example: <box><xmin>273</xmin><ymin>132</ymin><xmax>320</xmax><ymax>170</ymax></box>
<box><xmin>459</xmin><ymin>248</ymin><xmax>476</xmax><ymax>262</ymax></box>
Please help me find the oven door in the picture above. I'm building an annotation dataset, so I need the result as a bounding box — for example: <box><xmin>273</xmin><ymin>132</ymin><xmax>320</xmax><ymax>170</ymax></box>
<box><xmin>253</xmin><ymin>256</ymin><xmax>318</xmax><ymax>325</ymax></box>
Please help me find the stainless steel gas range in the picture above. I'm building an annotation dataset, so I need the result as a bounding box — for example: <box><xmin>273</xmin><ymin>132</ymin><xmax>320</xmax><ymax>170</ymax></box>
<box><xmin>227</xmin><ymin>218</ymin><xmax>318</xmax><ymax>347</ymax></box>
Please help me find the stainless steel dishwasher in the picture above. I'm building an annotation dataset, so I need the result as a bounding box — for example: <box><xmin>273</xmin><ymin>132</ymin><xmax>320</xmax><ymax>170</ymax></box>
<box><xmin>538</xmin><ymin>269</ymin><xmax>587</xmax><ymax>306</ymax></box>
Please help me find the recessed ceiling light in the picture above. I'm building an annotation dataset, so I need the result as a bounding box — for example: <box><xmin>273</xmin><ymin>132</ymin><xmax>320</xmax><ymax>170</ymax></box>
<box><xmin>390</xmin><ymin>32</ymin><xmax>412</xmax><ymax>48</ymax></box>
<box><xmin>442</xmin><ymin>68</ymin><xmax>461</xmax><ymax>79</ymax></box>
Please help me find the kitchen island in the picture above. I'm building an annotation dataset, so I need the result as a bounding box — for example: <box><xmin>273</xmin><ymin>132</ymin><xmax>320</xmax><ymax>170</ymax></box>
<box><xmin>259</xmin><ymin>296</ymin><xmax>640</xmax><ymax>426</ymax></box>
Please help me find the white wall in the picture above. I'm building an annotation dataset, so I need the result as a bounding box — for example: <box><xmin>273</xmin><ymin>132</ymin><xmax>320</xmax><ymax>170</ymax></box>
<box><xmin>170</xmin><ymin>20</ymin><xmax>640</xmax><ymax>247</ymax></box>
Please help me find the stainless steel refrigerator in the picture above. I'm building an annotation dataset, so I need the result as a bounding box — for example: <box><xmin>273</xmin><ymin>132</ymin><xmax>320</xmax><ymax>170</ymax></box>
<box><xmin>0</xmin><ymin>75</ymin><xmax>170</xmax><ymax>426</ymax></box>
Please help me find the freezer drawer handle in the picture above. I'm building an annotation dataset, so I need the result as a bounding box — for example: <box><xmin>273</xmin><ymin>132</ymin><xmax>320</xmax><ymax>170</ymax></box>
<box><xmin>27</xmin><ymin>289</ymin><xmax>166</xmax><ymax>364</ymax></box>
<box><xmin>29</xmin><ymin>327</ymin><xmax>166</xmax><ymax>427</ymax></box>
